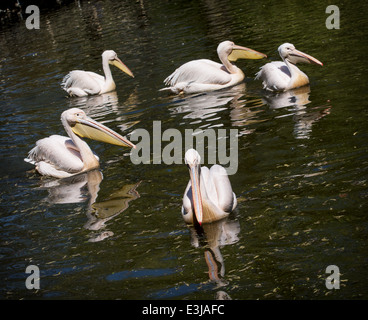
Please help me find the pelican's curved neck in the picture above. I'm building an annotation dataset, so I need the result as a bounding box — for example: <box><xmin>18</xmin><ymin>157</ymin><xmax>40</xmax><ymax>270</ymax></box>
<box><xmin>62</xmin><ymin>119</ymin><xmax>99</xmax><ymax>170</ymax></box>
<box><xmin>219</xmin><ymin>53</ymin><xmax>238</xmax><ymax>74</ymax></box>
<box><xmin>283</xmin><ymin>58</ymin><xmax>297</xmax><ymax>77</ymax></box>
<box><xmin>100</xmin><ymin>56</ymin><xmax>116</xmax><ymax>93</ymax></box>
<box><xmin>102</xmin><ymin>57</ymin><xmax>113</xmax><ymax>83</ymax></box>
<box><xmin>283</xmin><ymin>58</ymin><xmax>308</xmax><ymax>90</ymax></box>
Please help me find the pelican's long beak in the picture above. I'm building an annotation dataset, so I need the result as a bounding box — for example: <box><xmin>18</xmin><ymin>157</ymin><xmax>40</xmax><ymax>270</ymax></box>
<box><xmin>110</xmin><ymin>57</ymin><xmax>134</xmax><ymax>78</ymax></box>
<box><xmin>289</xmin><ymin>49</ymin><xmax>323</xmax><ymax>66</ymax></box>
<box><xmin>189</xmin><ymin>164</ymin><xmax>203</xmax><ymax>226</ymax></box>
<box><xmin>72</xmin><ymin>115</ymin><xmax>136</xmax><ymax>149</ymax></box>
<box><xmin>228</xmin><ymin>45</ymin><xmax>267</xmax><ymax>61</ymax></box>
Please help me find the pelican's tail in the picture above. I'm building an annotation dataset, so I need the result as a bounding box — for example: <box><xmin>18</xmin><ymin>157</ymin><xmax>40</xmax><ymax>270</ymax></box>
<box><xmin>24</xmin><ymin>146</ymin><xmax>38</xmax><ymax>165</ymax></box>
<box><xmin>24</xmin><ymin>157</ymin><xmax>36</xmax><ymax>165</ymax></box>
<box><xmin>254</xmin><ymin>66</ymin><xmax>263</xmax><ymax>81</ymax></box>
<box><xmin>61</xmin><ymin>73</ymin><xmax>71</xmax><ymax>90</ymax></box>
<box><xmin>163</xmin><ymin>73</ymin><xmax>175</xmax><ymax>86</ymax></box>
<box><xmin>158</xmin><ymin>87</ymin><xmax>172</xmax><ymax>92</ymax></box>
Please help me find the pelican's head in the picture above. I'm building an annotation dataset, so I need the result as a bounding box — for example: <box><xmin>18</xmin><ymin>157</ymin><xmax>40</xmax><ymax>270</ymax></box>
<box><xmin>278</xmin><ymin>43</ymin><xmax>323</xmax><ymax>66</ymax></box>
<box><xmin>185</xmin><ymin>149</ymin><xmax>203</xmax><ymax>225</ymax></box>
<box><xmin>217</xmin><ymin>40</ymin><xmax>267</xmax><ymax>62</ymax></box>
<box><xmin>62</xmin><ymin>108</ymin><xmax>136</xmax><ymax>148</ymax></box>
<box><xmin>102</xmin><ymin>50</ymin><xmax>134</xmax><ymax>78</ymax></box>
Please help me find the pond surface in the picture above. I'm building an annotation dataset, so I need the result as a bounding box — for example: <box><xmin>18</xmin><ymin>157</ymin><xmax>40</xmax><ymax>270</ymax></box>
<box><xmin>1</xmin><ymin>0</ymin><xmax>367</xmax><ymax>300</ymax></box>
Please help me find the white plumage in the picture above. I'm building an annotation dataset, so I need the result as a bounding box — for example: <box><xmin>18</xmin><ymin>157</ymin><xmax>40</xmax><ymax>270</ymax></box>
<box><xmin>26</xmin><ymin>135</ymin><xmax>93</xmax><ymax>178</ymax></box>
<box><xmin>256</xmin><ymin>43</ymin><xmax>323</xmax><ymax>92</ymax></box>
<box><xmin>162</xmin><ymin>41</ymin><xmax>266</xmax><ymax>94</ymax></box>
<box><xmin>25</xmin><ymin>108</ymin><xmax>135</xmax><ymax>178</ymax></box>
<box><xmin>61</xmin><ymin>50</ymin><xmax>134</xmax><ymax>97</ymax></box>
<box><xmin>182</xmin><ymin>149</ymin><xmax>237</xmax><ymax>225</ymax></box>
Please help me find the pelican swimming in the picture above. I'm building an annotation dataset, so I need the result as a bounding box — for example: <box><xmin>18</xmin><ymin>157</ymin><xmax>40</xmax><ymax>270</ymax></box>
<box><xmin>161</xmin><ymin>41</ymin><xmax>266</xmax><ymax>94</ymax></box>
<box><xmin>25</xmin><ymin>108</ymin><xmax>136</xmax><ymax>178</ymax></box>
<box><xmin>61</xmin><ymin>50</ymin><xmax>134</xmax><ymax>97</ymax></box>
<box><xmin>255</xmin><ymin>43</ymin><xmax>323</xmax><ymax>92</ymax></box>
<box><xmin>182</xmin><ymin>149</ymin><xmax>237</xmax><ymax>225</ymax></box>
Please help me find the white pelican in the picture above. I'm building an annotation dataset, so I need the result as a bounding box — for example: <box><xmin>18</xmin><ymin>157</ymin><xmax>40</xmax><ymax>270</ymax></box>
<box><xmin>161</xmin><ymin>41</ymin><xmax>266</xmax><ymax>94</ymax></box>
<box><xmin>182</xmin><ymin>149</ymin><xmax>237</xmax><ymax>225</ymax></box>
<box><xmin>61</xmin><ymin>50</ymin><xmax>134</xmax><ymax>97</ymax></box>
<box><xmin>25</xmin><ymin>108</ymin><xmax>136</xmax><ymax>178</ymax></box>
<box><xmin>255</xmin><ymin>43</ymin><xmax>323</xmax><ymax>92</ymax></box>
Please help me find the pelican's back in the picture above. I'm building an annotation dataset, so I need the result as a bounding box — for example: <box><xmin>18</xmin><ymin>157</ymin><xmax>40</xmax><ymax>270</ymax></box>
<box><xmin>207</xmin><ymin>165</ymin><xmax>237</xmax><ymax>213</ymax></box>
<box><xmin>61</xmin><ymin>70</ymin><xmax>105</xmax><ymax>96</ymax></box>
<box><xmin>25</xmin><ymin>135</ymin><xmax>84</xmax><ymax>175</ymax></box>
<box><xmin>164</xmin><ymin>59</ymin><xmax>232</xmax><ymax>87</ymax></box>
<box><xmin>255</xmin><ymin>61</ymin><xmax>293</xmax><ymax>91</ymax></box>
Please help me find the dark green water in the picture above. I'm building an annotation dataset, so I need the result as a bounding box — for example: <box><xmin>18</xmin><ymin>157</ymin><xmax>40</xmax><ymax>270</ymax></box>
<box><xmin>0</xmin><ymin>0</ymin><xmax>367</xmax><ymax>299</ymax></box>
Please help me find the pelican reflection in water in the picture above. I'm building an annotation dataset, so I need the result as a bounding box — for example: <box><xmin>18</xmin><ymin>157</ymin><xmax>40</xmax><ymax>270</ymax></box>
<box><xmin>169</xmin><ymin>83</ymin><xmax>246</xmax><ymax>121</ymax></box>
<box><xmin>256</xmin><ymin>43</ymin><xmax>323</xmax><ymax>92</ymax></box>
<box><xmin>61</xmin><ymin>50</ymin><xmax>134</xmax><ymax>97</ymax></box>
<box><xmin>182</xmin><ymin>149</ymin><xmax>237</xmax><ymax>225</ymax></box>
<box><xmin>39</xmin><ymin>169</ymin><xmax>103</xmax><ymax>205</ymax></box>
<box><xmin>25</xmin><ymin>108</ymin><xmax>136</xmax><ymax>178</ymax></box>
<box><xmin>162</xmin><ymin>41</ymin><xmax>266</xmax><ymax>94</ymax></box>
<box><xmin>38</xmin><ymin>169</ymin><xmax>141</xmax><ymax>243</ymax></box>
<box><xmin>86</xmin><ymin>180</ymin><xmax>142</xmax><ymax>242</ymax></box>
<box><xmin>260</xmin><ymin>86</ymin><xmax>332</xmax><ymax>139</ymax></box>
<box><xmin>189</xmin><ymin>218</ymin><xmax>240</xmax><ymax>299</ymax></box>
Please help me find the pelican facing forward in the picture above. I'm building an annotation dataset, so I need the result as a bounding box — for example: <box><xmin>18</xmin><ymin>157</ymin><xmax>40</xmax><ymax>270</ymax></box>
<box><xmin>162</xmin><ymin>41</ymin><xmax>266</xmax><ymax>94</ymax></box>
<box><xmin>25</xmin><ymin>108</ymin><xmax>136</xmax><ymax>178</ymax></box>
<box><xmin>61</xmin><ymin>50</ymin><xmax>134</xmax><ymax>97</ymax></box>
<box><xmin>256</xmin><ymin>43</ymin><xmax>323</xmax><ymax>92</ymax></box>
<box><xmin>182</xmin><ymin>149</ymin><xmax>237</xmax><ymax>225</ymax></box>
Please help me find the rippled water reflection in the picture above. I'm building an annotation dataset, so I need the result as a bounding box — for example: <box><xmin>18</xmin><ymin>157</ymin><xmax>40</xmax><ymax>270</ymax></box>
<box><xmin>1</xmin><ymin>0</ymin><xmax>367</xmax><ymax>300</ymax></box>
